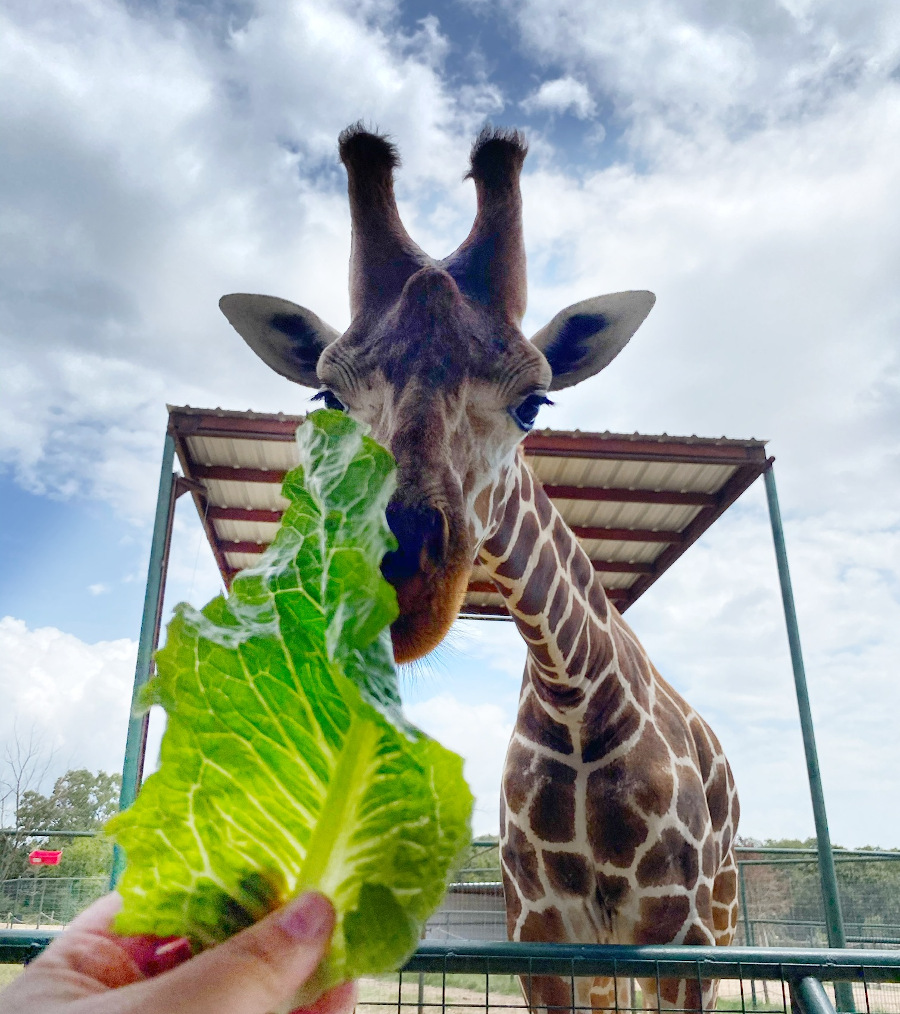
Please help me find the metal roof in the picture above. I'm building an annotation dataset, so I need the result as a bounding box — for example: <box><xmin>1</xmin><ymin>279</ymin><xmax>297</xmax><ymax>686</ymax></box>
<box><xmin>169</xmin><ymin>405</ymin><xmax>770</xmax><ymax>615</ymax></box>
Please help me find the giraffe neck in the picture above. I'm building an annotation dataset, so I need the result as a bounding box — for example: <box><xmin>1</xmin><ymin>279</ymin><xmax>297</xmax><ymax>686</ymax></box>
<box><xmin>480</xmin><ymin>455</ymin><xmax>615</xmax><ymax>689</ymax></box>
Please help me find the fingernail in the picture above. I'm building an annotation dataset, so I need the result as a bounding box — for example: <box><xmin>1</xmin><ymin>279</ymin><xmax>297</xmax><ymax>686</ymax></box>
<box><xmin>278</xmin><ymin>891</ymin><xmax>334</xmax><ymax>941</ymax></box>
<box><xmin>151</xmin><ymin>936</ymin><xmax>193</xmax><ymax>973</ymax></box>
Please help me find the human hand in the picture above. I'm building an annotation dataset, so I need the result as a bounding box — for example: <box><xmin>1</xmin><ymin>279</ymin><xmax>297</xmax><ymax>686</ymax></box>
<box><xmin>0</xmin><ymin>890</ymin><xmax>357</xmax><ymax>1014</ymax></box>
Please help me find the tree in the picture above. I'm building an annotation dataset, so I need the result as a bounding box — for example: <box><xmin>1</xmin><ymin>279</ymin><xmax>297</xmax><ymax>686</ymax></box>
<box><xmin>14</xmin><ymin>769</ymin><xmax>122</xmax><ymax>881</ymax></box>
<box><xmin>16</xmin><ymin>769</ymin><xmax>121</xmax><ymax>833</ymax></box>
<box><xmin>0</xmin><ymin>726</ymin><xmax>55</xmax><ymax>882</ymax></box>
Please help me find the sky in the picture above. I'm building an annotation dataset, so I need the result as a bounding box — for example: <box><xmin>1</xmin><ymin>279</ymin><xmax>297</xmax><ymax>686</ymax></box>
<box><xmin>1</xmin><ymin>0</ymin><xmax>899</xmax><ymax>847</ymax></box>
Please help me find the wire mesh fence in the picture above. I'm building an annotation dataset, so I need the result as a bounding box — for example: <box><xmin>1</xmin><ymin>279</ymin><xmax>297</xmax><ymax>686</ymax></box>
<box><xmin>0</xmin><ymin>877</ymin><xmax>107</xmax><ymax>929</ymax></box>
<box><xmin>430</xmin><ymin>845</ymin><xmax>900</xmax><ymax>951</ymax></box>
<box><xmin>363</xmin><ymin>942</ymin><xmax>900</xmax><ymax>1014</ymax></box>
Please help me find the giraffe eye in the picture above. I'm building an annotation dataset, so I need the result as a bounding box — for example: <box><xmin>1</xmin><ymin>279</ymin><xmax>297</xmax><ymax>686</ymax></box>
<box><xmin>510</xmin><ymin>393</ymin><xmax>552</xmax><ymax>432</ymax></box>
<box><xmin>311</xmin><ymin>390</ymin><xmax>346</xmax><ymax>412</ymax></box>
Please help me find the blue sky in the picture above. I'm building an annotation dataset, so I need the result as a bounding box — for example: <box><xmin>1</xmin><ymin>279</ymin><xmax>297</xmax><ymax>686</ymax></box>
<box><xmin>2</xmin><ymin>0</ymin><xmax>900</xmax><ymax>844</ymax></box>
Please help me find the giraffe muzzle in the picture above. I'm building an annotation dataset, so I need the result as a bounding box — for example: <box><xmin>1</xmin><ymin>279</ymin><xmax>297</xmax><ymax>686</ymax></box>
<box><xmin>381</xmin><ymin>502</ymin><xmax>449</xmax><ymax>583</ymax></box>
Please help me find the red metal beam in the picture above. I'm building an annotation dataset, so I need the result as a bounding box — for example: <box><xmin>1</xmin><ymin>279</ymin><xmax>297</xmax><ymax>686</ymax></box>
<box><xmin>169</xmin><ymin>408</ymin><xmax>303</xmax><ymax>442</ymax></box>
<box><xmin>525</xmin><ymin>432</ymin><xmax>767</xmax><ymax>466</ymax></box>
<box><xmin>543</xmin><ymin>484</ymin><xmax>717</xmax><ymax>506</ymax></box>
<box><xmin>210</xmin><ymin>510</ymin><xmax>683</xmax><ymax>545</ymax></box>
<box><xmin>196</xmin><ymin>466</ymin><xmax>719</xmax><ymax>506</ymax></box>
<box><xmin>208</xmin><ymin>506</ymin><xmax>283</xmax><ymax>523</ymax></box>
<box><xmin>194</xmin><ymin>465</ymin><xmax>287</xmax><ymax>484</ymax></box>
<box><xmin>571</xmin><ymin>525</ymin><xmax>682</xmax><ymax>543</ymax></box>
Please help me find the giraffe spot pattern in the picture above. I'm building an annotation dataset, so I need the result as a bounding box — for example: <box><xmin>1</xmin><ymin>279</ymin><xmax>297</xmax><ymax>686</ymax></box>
<box><xmin>653</xmin><ymin>700</ymin><xmax>693</xmax><ymax>759</ymax></box>
<box><xmin>522</xmin><ymin>974</ymin><xmax>571</xmax><ymax>1014</ymax></box>
<box><xmin>676</xmin><ymin>768</ymin><xmax>710</xmax><ymax>840</ymax></box>
<box><xmin>635</xmin><ymin>827</ymin><xmax>700</xmax><ymax>889</ymax></box>
<box><xmin>520</xmin><ymin>905</ymin><xmax>567</xmax><ymax>942</ymax></box>
<box><xmin>547</xmin><ymin>581</ymin><xmax>568</xmax><ymax>631</ymax></box>
<box><xmin>503</xmin><ymin>740</ymin><xmax>536</xmax><ymax>813</ymax></box>
<box><xmin>587</xmin><ymin>579</ymin><xmax>608</xmax><ymax>622</ymax></box>
<box><xmin>528</xmin><ymin>757</ymin><xmax>577</xmax><ymax>843</ymax></box>
<box><xmin>630</xmin><ymin>724</ymin><xmax>676</xmax><ymax>817</ymax></box>
<box><xmin>556</xmin><ymin>604</ymin><xmax>584</xmax><ymax>659</ymax></box>
<box><xmin>496</xmin><ymin>511</ymin><xmax>539</xmax><ymax>581</ymax></box>
<box><xmin>706</xmin><ymin>764</ymin><xmax>729</xmax><ymax>831</ymax></box>
<box><xmin>517</xmin><ymin>541</ymin><xmax>558</xmax><ymax>616</ymax></box>
<box><xmin>634</xmin><ymin>894</ymin><xmax>691</xmax><ymax>944</ymax></box>
<box><xmin>595</xmin><ymin>870</ymin><xmax>630</xmax><ymax>914</ymax></box>
<box><xmin>503</xmin><ymin>822</ymin><xmax>543</xmax><ymax>901</ymax></box>
<box><xmin>586</xmin><ymin>762</ymin><xmax>650</xmax><ymax>867</ymax></box>
<box><xmin>701</xmin><ymin>835</ymin><xmax>718</xmax><ymax>878</ymax></box>
<box><xmin>579</xmin><ymin>676</ymin><xmax>637</xmax><ymax>762</ymax></box>
<box><xmin>695</xmin><ymin>883</ymin><xmax>713</xmax><ymax>923</ymax></box>
<box><xmin>518</xmin><ymin>691</ymin><xmax>573</xmax><ymax>755</ymax></box>
<box><xmin>543</xmin><ymin>850</ymin><xmax>591</xmax><ymax>896</ymax></box>
<box><xmin>533</xmin><ymin>677</ymin><xmax>585</xmax><ymax>708</ymax></box>
<box><xmin>501</xmin><ymin>866</ymin><xmax>522</xmax><ymax>935</ymax></box>
<box><xmin>690</xmin><ymin>717</ymin><xmax>715</xmax><ymax>781</ymax></box>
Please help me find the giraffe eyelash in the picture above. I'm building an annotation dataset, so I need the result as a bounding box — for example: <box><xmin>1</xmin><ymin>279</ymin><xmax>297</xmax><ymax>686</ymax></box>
<box><xmin>510</xmin><ymin>394</ymin><xmax>553</xmax><ymax>432</ymax></box>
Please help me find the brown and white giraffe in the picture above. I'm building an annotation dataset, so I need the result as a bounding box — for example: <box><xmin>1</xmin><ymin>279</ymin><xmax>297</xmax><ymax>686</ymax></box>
<box><xmin>219</xmin><ymin>125</ymin><xmax>740</xmax><ymax>1011</ymax></box>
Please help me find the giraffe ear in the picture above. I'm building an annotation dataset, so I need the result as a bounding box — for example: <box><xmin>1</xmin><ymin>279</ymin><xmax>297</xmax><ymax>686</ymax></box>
<box><xmin>219</xmin><ymin>293</ymin><xmax>340</xmax><ymax>388</ymax></box>
<box><xmin>530</xmin><ymin>291</ymin><xmax>655</xmax><ymax>391</ymax></box>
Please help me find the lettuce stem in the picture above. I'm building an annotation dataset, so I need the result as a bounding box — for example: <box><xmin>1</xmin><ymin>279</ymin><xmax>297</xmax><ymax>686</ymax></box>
<box><xmin>298</xmin><ymin>709</ymin><xmax>378</xmax><ymax>895</ymax></box>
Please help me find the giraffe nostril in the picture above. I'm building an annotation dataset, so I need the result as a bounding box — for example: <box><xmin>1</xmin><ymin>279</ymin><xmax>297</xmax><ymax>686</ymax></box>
<box><xmin>381</xmin><ymin>503</ymin><xmax>448</xmax><ymax>583</ymax></box>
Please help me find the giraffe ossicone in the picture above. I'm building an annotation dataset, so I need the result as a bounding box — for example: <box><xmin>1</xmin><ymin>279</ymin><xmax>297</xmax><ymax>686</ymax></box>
<box><xmin>220</xmin><ymin>124</ymin><xmax>739</xmax><ymax>1012</ymax></box>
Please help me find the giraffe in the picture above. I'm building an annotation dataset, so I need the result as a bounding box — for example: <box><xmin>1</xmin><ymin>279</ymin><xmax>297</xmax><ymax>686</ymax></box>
<box><xmin>219</xmin><ymin>124</ymin><xmax>740</xmax><ymax>1012</ymax></box>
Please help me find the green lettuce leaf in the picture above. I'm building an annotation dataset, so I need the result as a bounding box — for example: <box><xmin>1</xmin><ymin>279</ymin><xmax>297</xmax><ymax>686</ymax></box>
<box><xmin>105</xmin><ymin>410</ymin><xmax>473</xmax><ymax>1006</ymax></box>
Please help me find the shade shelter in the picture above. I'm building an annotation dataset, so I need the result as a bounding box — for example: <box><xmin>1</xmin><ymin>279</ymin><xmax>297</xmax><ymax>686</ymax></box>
<box><xmin>112</xmin><ymin>405</ymin><xmax>851</xmax><ymax>996</ymax></box>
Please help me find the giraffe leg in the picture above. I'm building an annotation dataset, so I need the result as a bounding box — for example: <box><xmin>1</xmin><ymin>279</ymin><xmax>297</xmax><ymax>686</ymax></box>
<box><xmin>637</xmin><ymin>975</ymin><xmax>718</xmax><ymax>1012</ymax></box>
<box><xmin>519</xmin><ymin>973</ymin><xmax>630</xmax><ymax>1014</ymax></box>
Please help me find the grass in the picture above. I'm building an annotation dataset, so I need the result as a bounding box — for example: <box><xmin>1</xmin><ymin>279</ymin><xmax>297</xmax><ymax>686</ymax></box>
<box><xmin>0</xmin><ymin>965</ymin><xmax>23</xmax><ymax>989</ymax></box>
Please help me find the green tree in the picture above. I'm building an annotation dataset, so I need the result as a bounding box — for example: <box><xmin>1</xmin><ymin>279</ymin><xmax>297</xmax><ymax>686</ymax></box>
<box><xmin>4</xmin><ymin>769</ymin><xmax>122</xmax><ymax>882</ymax></box>
<box><xmin>16</xmin><ymin>769</ymin><xmax>120</xmax><ymax>833</ymax></box>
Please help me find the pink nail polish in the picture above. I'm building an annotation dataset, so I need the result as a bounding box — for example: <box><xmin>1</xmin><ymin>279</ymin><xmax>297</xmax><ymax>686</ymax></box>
<box><xmin>278</xmin><ymin>892</ymin><xmax>334</xmax><ymax>941</ymax></box>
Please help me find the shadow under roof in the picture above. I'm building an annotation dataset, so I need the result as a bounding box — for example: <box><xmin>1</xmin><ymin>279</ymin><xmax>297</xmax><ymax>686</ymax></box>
<box><xmin>169</xmin><ymin>405</ymin><xmax>770</xmax><ymax>616</ymax></box>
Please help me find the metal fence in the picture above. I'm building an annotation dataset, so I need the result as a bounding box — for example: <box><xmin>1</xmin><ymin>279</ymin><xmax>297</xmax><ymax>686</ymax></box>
<box><xmin>1</xmin><ymin>877</ymin><xmax>107</xmax><ymax>929</ymax></box>
<box><xmin>427</xmin><ymin>845</ymin><xmax>900</xmax><ymax>951</ymax></box>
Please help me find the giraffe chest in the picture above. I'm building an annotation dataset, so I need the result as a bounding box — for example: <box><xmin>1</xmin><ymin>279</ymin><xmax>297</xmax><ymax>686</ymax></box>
<box><xmin>498</xmin><ymin>673</ymin><xmax>739</xmax><ymax>946</ymax></box>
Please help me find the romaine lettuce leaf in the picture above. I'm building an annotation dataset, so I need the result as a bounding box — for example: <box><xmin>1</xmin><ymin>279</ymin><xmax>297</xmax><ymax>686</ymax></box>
<box><xmin>105</xmin><ymin>410</ymin><xmax>473</xmax><ymax>1007</ymax></box>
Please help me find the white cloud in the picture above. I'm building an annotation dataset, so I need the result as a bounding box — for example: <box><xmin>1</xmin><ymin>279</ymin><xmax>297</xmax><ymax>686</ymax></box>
<box><xmin>507</xmin><ymin>0</ymin><xmax>900</xmax><ymax>147</ymax></box>
<box><xmin>0</xmin><ymin>617</ymin><xmax>137</xmax><ymax>782</ymax></box>
<box><xmin>2</xmin><ymin>0</ymin><xmax>900</xmax><ymax>850</ymax></box>
<box><xmin>406</xmin><ymin>694</ymin><xmax>514</xmax><ymax>837</ymax></box>
<box><xmin>521</xmin><ymin>76</ymin><xmax>596</xmax><ymax>118</ymax></box>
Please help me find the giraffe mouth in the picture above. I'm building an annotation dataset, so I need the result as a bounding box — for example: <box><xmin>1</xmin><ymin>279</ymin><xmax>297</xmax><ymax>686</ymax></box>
<box><xmin>386</xmin><ymin>564</ymin><xmax>471</xmax><ymax>663</ymax></box>
<box><xmin>380</xmin><ymin>498</ymin><xmax>470</xmax><ymax>662</ymax></box>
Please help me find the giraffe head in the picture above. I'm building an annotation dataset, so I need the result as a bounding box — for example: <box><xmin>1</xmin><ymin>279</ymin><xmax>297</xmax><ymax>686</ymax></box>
<box><xmin>220</xmin><ymin>125</ymin><xmax>655</xmax><ymax>662</ymax></box>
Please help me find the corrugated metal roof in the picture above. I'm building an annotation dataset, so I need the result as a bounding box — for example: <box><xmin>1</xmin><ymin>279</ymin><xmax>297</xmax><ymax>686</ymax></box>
<box><xmin>169</xmin><ymin>405</ymin><xmax>769</xmax><ymax>615</ymax></box>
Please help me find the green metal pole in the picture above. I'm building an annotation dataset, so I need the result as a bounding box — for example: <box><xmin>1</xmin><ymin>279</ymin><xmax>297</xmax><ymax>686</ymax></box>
<box><xmin>738</xmin><ymin>862</ymin><xmax>758</xmax><ymax>1005</ymax></box>
<box><xmin>110</xmin><ymin>431</ymin><xmax>177</xmax><ymax>888</ymax></box>
<box><xmin>764</xmin><ymin>465</ymin><xmax>853</xmax><ymax>1012</ymax></box>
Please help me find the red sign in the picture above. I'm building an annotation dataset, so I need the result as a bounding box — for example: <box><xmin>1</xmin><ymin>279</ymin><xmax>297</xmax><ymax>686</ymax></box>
<box><xmin>28</xmin><ymin>850</ymin><xmax>62</xmax><ymax>866</ymax></box>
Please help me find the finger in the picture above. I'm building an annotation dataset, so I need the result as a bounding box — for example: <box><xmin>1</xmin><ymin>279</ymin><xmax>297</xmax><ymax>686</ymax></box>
<box><xmin>66</xmin><ymin>891</ymin><xmax>124</xmax><ymax>933</ymax></box>
<box><xmin>135</xmin><ymin>890</ymin><xmax>335</xmax><ymax>1014</ymax></box>
<box><xmin>118</xmin><ymin>934</ymin><xmax>193</xmax><ymax>977</ymax></box>
<box><xmin>292</xmin><ymin>978</ymin><xmax>358</xmax><ymax>1014</ymax></box>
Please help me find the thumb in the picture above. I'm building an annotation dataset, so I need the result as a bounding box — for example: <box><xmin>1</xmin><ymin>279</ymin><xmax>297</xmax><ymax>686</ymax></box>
<box><xmin>141</xmin><ymin>891</ymin><xmax>336</xmax><ymax>1014</ymax></box>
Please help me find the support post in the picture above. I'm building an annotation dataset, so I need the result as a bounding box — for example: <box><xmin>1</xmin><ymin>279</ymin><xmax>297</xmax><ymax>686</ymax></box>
<box><xmin>764</xmin><ymin>464</ymin><xmax>854</xmax><ymax>1012</ymax></box>
<box><xmin>110</xmin><ymin>431</ymin><xmax>177</xmax><ymax>888</ymax></box>
<box><xmin>737</xmin><ymin>862</ymin><xmax>757</xmax><ymax>1005</ymax></box>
